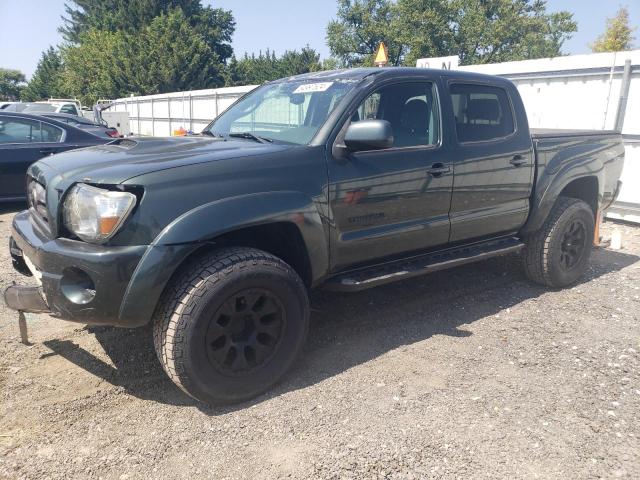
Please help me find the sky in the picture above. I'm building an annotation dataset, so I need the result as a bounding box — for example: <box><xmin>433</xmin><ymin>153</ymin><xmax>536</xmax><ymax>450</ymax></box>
<box><xmin>0</xmin><ymin>0</ymin><xmax>638</xmax><ymax>79</ymax></box>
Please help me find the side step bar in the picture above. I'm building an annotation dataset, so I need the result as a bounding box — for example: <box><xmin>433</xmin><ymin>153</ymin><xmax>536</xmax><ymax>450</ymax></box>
<box><xmin>325</xmin><ymin>237</ymin><xmax>524</xmax><ymax>292</ymax></box>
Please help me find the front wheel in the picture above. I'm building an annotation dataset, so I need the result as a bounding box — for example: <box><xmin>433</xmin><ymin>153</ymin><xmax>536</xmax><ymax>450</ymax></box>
<box><xmin>153</xmin><ymin>247</ymin><xmax>309</xmax><ymax>405</ymax></box>
<box><xmin>523</xmin><ymin>197</ymin><xmax>595</xmax><ymax>288</ymax></box>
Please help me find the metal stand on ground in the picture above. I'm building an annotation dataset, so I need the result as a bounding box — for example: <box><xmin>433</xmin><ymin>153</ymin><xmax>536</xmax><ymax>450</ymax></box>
<box><xmin>18</xmin><ymin>311</ymin><xmax>30</xmax><ymax>345</ymax></box>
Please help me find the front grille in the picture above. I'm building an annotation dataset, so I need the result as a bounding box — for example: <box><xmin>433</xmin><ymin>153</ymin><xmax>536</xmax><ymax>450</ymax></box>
<box><xmin>27</xmin><ymin>178</ymin><xmax>49</xmax><ymax>227</ymax></box>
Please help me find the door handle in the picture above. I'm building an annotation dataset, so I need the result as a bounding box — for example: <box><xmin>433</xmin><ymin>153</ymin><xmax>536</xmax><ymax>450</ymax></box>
<box><xmin>510</xmin><ymin>155</ymin><xmax>527</xmax><ymax>167</ymax></box>
<box><xmin>39</xmin><ymin>148</ymin><xmax>56</xmax><ymax>156</ymax></box>
<box><xmin>427</xmin><ymin>163</ymin><xmax>451</xmax><ymax>177</ymax></box>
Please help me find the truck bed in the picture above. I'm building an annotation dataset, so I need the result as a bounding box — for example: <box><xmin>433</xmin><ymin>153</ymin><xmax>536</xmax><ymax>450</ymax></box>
<box><xmin>530</xmin><ymin>128</ymin><xmax>620</xmax><ymax>139</ymax></box>
<box><xmin>529</xmin><ymin>128</ymin><xmax>624</xmax><ymax>224</ymax></box>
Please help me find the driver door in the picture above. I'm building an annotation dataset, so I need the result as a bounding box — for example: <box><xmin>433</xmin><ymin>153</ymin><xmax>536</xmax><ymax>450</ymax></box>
<box><xmin>327</xmin><ymin>81</ymin><xmax>454</xmax><ymax>271</ymax></box>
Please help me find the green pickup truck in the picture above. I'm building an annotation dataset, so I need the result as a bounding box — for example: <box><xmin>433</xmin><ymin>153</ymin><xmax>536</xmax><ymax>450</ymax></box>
<box><xmin>6</xmin><ymin>68</ymin><xmax>624</xmax><ymax>404</ymax></box>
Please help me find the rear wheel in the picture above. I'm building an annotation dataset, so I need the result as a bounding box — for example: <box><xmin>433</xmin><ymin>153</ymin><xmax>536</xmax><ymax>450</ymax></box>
<box><xmin>523</xmin><ymin>197</ymin><xmax>595</xmax><ymax>288</ymax></box>
<box><xmin>153</xmin><ymin>247</ymin><xmax>309</xmax><ymax>405</ymax></box>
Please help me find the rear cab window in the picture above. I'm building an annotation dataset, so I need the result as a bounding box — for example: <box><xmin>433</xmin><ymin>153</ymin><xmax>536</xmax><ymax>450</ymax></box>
<box><xmin>450</xmin><ymin>83</ymin><xmax>515</xmax><ymax>143</ymax></box>
<box><xmin>59</xmin><ymin>104</ymin><xmax>79</xmax><ymax>115</ymax></box>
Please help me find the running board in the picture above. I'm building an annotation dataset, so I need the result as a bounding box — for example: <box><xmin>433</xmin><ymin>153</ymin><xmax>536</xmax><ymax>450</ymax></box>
<box><xmin>325</xmin><ymin>237</ymin><xmax>524</xmax><ymax>292</ymax></box>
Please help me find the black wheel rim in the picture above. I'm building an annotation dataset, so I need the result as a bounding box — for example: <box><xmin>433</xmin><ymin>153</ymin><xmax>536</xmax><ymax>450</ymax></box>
<box><xmin>205</xmin><ymin>288</ymin><xmax>285</xmax><ymax>376</ymax></box>
<box><xmin>559</xmin><ymin>219</ymin><xmax>587</xmax><ymax>270</ymax></box>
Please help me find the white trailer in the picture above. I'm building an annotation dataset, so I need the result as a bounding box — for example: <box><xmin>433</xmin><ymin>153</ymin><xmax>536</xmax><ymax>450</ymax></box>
<box><xmin>109</xmin><ymin>85</ymin><xmax>256</xmax><ymax>137</ymax></box>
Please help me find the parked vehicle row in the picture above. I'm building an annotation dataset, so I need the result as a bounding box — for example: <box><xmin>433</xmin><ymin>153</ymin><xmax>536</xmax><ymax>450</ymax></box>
<box><xmin>4</xmin><ymin>68</ymin><xmax>624</xmax><ymax>405</ymax></box>
<box><xmin>2</xmin><ymin>100</ymin><xmax>81</xmax><ymax>116</ymax></box>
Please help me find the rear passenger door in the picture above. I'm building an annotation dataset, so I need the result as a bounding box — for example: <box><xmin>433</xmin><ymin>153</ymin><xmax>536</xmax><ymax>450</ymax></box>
<box><xmin>0</xmin><ymin>116</ymin><xmax>67</xmax><ymax>199</ymax></box>
<box><xmin>447</xmin><ymin>82</ymin><xmax>534</xmax><ymax>242</ymax></box>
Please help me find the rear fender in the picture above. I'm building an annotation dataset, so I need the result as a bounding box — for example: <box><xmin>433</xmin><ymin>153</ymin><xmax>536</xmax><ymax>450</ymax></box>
<box><xmin>523</xmin><ymin>170</ymin><xmax>603</xmax><ymax>234</ymax></box>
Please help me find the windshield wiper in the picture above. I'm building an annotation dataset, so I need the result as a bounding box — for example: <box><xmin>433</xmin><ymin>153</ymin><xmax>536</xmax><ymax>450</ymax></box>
<box><xmin>201</xmin><ymin>130</ymin><xmax>224</xmax><ymax>138</ymax></box>
<box><xmin>228</xmin><ymin>132</ymin><xmax>273</xmax><ymax>143</ymax></box>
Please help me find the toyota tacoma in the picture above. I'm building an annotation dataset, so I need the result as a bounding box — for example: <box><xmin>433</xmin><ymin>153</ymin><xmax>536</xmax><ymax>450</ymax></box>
<box><xmin>5</xmin><ymin>68</ymin><xmax>624</xmax><ymax>404</ymax></box>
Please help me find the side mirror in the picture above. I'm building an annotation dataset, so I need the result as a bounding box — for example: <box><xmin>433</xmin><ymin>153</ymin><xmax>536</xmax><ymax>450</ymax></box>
<box><xmin>344</xmin><ymin>120</ymin><xmax>394</xmax><ymax>152</ymax></box>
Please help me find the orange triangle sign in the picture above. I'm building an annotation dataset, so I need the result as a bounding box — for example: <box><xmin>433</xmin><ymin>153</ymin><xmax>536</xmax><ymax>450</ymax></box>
<box><xmin>374</xmin><ymin>42</ymin><xmax>388</xmax><ymax>65</ymax></box>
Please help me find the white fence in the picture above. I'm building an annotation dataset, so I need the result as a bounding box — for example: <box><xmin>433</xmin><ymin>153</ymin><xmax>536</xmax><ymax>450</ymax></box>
<box><xmin>109</xmin><ymin>85</ymin><xmax>256</xmax><ymax>137</ymax></box>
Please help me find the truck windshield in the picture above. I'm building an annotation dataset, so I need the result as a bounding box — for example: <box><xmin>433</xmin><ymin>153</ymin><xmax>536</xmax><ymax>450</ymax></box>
<box><xmin>204</xmin><ymin>79</ymin><xmax>358</xmax><ymax>145</ymax></box>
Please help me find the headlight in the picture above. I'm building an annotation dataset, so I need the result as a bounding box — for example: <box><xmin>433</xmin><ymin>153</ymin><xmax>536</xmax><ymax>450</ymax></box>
<box><xmin>63</xmin><ymin>184</ymin><xmax>137</xmax><ymax>243</ymax></box>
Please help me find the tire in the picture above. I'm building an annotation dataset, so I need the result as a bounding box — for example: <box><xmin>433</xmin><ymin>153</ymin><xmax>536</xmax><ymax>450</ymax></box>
<box><xmin>153</xmin><ymin>247</ymin><xmax>309</xmax><ymax>405</ymax></box>
<box><xmin>523</xmin><ymin>197</ymin><xmax>595</xmax><ymax>288</ymax></box>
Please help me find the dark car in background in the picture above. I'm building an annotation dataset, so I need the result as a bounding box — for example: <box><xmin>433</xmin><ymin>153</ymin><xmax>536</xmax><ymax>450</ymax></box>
<box><xmin>0</xmin><ymin>111</ymin><xmax>110</xmax><ymax>201</ymax></box>
<box><xmin>37</xmin><ymin>113</ymin><xmax>120</xmax><ymax>139</ymax></box>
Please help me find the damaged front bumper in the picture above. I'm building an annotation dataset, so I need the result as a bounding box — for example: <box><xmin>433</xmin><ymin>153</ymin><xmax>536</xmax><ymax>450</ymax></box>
<box><xmin>6</xmin><ymin>210</ymin><xmax>147</xmax><ymax>326</ymax></box>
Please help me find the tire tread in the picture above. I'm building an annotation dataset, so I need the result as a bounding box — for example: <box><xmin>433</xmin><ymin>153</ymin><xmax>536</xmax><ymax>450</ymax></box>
<box><xmin>152</xmin><ymin>247</ymin><xmax>307</xmax><ymax>400</ymax></box>
<box><xmin>523</xmin><ymin>196</ymin><xmax>593</xmax><ymax>288</ymax></box>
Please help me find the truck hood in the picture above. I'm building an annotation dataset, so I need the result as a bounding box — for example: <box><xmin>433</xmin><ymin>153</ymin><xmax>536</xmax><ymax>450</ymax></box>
<box><xmin>31</xmin><ymin>136</ymin><xmax>291</xmax><ymax>186</ymax></box>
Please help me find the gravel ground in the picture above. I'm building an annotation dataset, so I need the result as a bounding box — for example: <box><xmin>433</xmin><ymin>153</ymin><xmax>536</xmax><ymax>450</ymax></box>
<box><xmin>1</xmin><ymin>202</ymin><xmax>639</xmax><ymax>480</ymax></box>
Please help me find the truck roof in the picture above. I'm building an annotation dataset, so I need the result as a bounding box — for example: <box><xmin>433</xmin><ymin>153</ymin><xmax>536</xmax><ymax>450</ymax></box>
<box><xmin>279</xmin><ymin>67</ymin><xmax>512</xmax><ymax>85</ymax></box>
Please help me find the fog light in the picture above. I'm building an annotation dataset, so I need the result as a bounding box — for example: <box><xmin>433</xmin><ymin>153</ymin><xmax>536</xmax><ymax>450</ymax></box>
<box><xmin>60</xmin><ymin>268</ymin><xmax>96</xmax><ymax>305</ymax></box>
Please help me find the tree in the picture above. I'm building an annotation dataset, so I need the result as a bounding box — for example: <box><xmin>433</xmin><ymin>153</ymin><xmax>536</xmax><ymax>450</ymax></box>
<box><xmin>326</xmin><ymin>0</ymin><xmax>578</xmax><ymax>67</ymax></box>
<box><xmin>0</xmin><ymin>69</ymin><xmax>26</xmax><ymax>101</ymax></box>
<box><xmin>278</xmin><ymin>47</ymin><xmax>323</xmax><ymax>76</ymax></box>
<box><xmin>62</xmin><ymin>9</ymin><xmax>228</xmax><ymax>104</ymax></box>
<box><xmin>60</xmin><ymin>0</ymin><xmax>235</xmax><ymax>64</ymax></box>
<box><xmin>591</xmin><ymin>7</ymin><xmax>636</xmax><ymax>53</ymax></box>
<box><xmin>225</xmin><ymin>47</ymin><xmax>322</xmax><ymax>86</ymax></box>
<box><xmin>21</xmin><ymin>48</ymin><xmax>66</xmax><ymax>101</ymax></box>
<box><xmin>327</xmin><ymin>0</ymin><xmax>404</xmax><ymax>67</ymax></box>
<box><xmin>60</xmin><ymin>29</ymin><xmax>123</xmax><ymax>104</ymax></box>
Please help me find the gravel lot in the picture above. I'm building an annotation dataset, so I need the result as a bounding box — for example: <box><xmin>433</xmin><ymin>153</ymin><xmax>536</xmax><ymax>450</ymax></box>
<box><xmin>1</xmin><ymin>202</ymin><xmax>639</xmax><ymax>480</ymax></box>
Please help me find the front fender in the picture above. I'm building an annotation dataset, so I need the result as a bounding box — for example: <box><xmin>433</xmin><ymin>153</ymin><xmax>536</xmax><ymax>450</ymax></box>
<box><xmin>118</xmin><ymin>191</ymin><xmax>328</xmax><ymax>326</ymax></box>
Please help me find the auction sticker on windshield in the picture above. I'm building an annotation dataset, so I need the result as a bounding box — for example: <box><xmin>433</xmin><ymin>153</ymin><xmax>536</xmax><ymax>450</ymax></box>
<box><xmin>293</xmin><ymin>82</ymin><xmax>334</xmax><ymax>94</ymax></box>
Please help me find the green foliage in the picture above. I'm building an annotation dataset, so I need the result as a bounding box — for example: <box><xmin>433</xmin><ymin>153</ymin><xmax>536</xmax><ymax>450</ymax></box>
<box><xmin>0</xmin><ymin>68</ymin><xmax>26</xmax><ymax>101</ymax></box>
<box><xmin>47</xmin><ymin>1</ymin><xmax>235</xmax><ymax>104</ymax></box>
<box><xmin>327</xmin><ymin>0</ymin><xmax>578</xmax><ymax>67</ymax></box>
<box><xmin>321</xmin><ymin>57</ymin><xmax>342</xmax><ymax>70</ymax></box>
<box><xmin>61</xmin><ymin>0</ymin><xmax>234</xmax><ymax>62</ymax></box>
<box><xmin>327</xmin><ymin>0</ymin><xmax>405</xmax><ymax>66</ymax></box>
<box><xmin>21</xmin><ymin>48</ymin><xmax>66</xmax><ymax>101</ymax></box>
<box><xmin>225</xmin><ymin>47</ymin><xmax>322</xmax><ymax>86</ymax></box>
<box><xmin>62</xmin><ymin>9</ymin><xmax>229</xmax><ymax>105</ymax></box>
<box><xmin>591</xmin><ymin>7</ymin><xmax>636</xmax><ymax>53</ymax></box>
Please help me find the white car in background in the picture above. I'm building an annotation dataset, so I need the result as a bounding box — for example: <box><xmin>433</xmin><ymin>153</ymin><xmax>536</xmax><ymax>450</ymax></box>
<box><xmin>3</xmin><ymin>99</ymin><xmax>82</xmax><ymax>116</ymax></box>
<box><xmin>0</xmin><ymin>101</ymin><xmax>21</xmax><ymax>110</ymax></box>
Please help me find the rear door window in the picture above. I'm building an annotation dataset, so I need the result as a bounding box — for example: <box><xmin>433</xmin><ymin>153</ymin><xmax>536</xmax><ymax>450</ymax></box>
<box><xmin>41</xmin><ymin>122</ymin><xmax>64</xmax><ymax>142</ymax></box>
<box><xmin>0</xmin><ymin>118</ymin><xmax>42</xmax><ymax>143</ymax></box>
<box><xmin>450</xmin><ymin>84</ymin><xmax>515</xmax><ymax>143</ymax></box>
<box><xmin>0</xmin><ymin>117</ymin><xmax>64</xmax><ymax>143</ymax></box>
